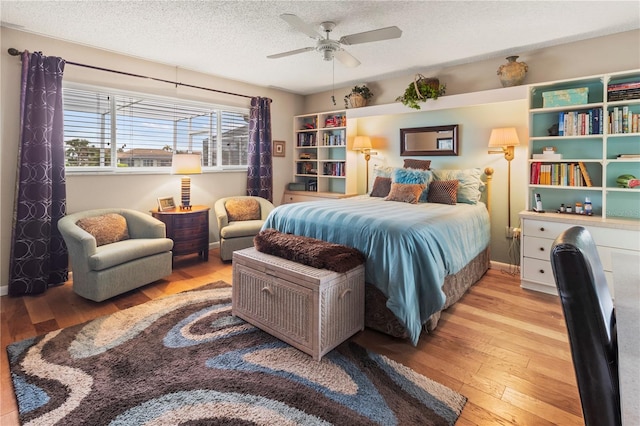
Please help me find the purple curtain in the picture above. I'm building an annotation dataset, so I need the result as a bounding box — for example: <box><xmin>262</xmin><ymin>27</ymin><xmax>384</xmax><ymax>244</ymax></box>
<box><xmin>246</xmin><ymin>97</ymin><xmax>273</xmax><ymax>202</ymax></box>
<box><xmin>9</xmin><ymin>51</ymin><xmax>68</xmax><ymax>295</ymax></box>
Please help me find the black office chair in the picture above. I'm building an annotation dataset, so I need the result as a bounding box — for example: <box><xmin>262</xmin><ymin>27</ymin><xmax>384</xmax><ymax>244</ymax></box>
<box><xmin>550</xmin><ymin>226</ymin><xmax>621</xmax><ymax>426</ymax></box>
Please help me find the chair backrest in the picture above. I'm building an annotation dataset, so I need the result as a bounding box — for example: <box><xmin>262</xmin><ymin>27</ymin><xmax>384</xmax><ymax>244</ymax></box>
<box><xmin>550</xmin><ymin>226</ymin><xmax>620</xmax><ymax>426</ymax></box>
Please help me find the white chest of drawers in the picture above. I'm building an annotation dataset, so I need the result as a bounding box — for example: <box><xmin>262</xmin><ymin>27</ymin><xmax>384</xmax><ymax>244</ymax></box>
<box><xmin>520</xmin><ymin>211</ymin><xmax>640</xmax><ymax>296</ymax></box>
<box><xmin>232</xmin><ymin>247</ymin><xmax>365</xmax><ymax>360</ymax></box>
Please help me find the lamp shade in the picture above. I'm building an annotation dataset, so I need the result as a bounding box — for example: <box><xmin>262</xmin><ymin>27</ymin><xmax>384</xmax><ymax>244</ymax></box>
<box><xmin>488</xmin><ymin>127</ymin><xmax>520</xmax><ymax>147</ymax></box>
<box><xmin>172</xmin><ymin>153</ymin><xmax>202</xmax><ymax>175</ymax></box>
<box><xmin>352</xmin><ymin>136</ymin><xmax>372</xmax><ymax>151</ymax></box>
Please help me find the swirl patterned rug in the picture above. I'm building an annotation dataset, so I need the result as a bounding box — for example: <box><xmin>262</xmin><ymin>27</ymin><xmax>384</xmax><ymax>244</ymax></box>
<box><xmin>7</xmin><ymin>282</ymin><xmax>466</xmax><ymax>425</ymax></box>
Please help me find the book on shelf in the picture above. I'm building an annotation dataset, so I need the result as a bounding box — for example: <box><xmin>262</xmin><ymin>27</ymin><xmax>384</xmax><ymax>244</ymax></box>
<box><xmin>609</xmin><ymin>106</ymin><xmax>639</xmax><ymax>134</ymax></box>
<box><xmin>578</xmin><ymin>162</ymin><xmax>593</xmax><ymax>187</ymax></box>
<box><xmin>618</xmin><ymin>154</ymin><xmax>640</xmax><ymax>158</ymax></box>
<box><xmin>608</xmin><ymin>82</ymin><xmax>640</xmax><ymax>101</ymax></box>
<box><xmin>533</xmin><ymin>153</ymin><xmax>562</xmax><ymax>160</ymax></box>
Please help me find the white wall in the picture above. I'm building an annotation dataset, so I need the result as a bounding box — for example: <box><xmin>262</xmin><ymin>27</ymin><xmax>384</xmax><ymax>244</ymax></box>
<box><xmin>1</xmin><ymin>28</ymin><xmax>303</xmax><ymax>293</ymax></box>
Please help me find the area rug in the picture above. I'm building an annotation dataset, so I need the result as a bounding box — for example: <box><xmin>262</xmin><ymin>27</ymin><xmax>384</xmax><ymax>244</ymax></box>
<box><xmin>7</xmin><ymin>281</ymin><xmax>466</xmax><ymax>425</ymax></box>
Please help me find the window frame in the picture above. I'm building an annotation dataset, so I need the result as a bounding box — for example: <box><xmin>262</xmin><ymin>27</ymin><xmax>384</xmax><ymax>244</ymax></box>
<box><xmin>62</xmin><ymin>82</ymin><xmax>250</xmax><ymax>175</ymax></box>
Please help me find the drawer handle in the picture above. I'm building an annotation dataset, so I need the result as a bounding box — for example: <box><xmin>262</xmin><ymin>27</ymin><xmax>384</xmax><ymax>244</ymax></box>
<box><xmin>539</xmin><ymin>227</ymin><xmax>545</xmax><ymax>232</ymax></box>
<box><xmin>261</xmin><ymin>287</ymin><xmax>273</xmax><ymax>295</ymax></box>
<box><xmin>539</xmin><ymin>269</ymin><xmax>545</xmax><ymax>274</ymax></box>
<box><xmin>339</xmin><ymin>289</ymin><xmax>352</xmax><ymax>299</ymax></box>
<box><xmin>539</xmin><ymin>247</ymin><xmax>545</xmax><ymax>252</ymax></box>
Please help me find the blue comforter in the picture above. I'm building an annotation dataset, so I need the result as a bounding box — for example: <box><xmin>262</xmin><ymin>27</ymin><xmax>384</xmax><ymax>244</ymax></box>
<box><xmin>262</xmin><ymin>196</ymin><xmax>491</xmax><ymax>345</ymax></box>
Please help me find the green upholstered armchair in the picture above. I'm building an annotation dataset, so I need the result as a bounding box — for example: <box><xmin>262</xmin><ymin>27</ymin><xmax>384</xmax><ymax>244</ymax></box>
<box><xmin>214</xmin><ymin>196</ymin><xmax>274</xmax><ymax>261</ymax></box>
<box><xmin>58</xmin><ymin>208</ymin><xmax>174</xmax><ymax>302</ymax></box>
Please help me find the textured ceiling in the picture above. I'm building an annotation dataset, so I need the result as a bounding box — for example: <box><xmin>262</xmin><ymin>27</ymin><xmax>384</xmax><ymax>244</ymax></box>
<box><xmin>2</xmin><ymin>1</ymin><xmax>639</xmax><ymax>95</ymax></box>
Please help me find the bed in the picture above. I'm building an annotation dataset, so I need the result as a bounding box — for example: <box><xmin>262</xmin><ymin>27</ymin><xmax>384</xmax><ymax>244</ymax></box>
<box><xmin>263</xmin><ymin>166</ymin><xmax>493</xmax><ymax>345</ymax></box>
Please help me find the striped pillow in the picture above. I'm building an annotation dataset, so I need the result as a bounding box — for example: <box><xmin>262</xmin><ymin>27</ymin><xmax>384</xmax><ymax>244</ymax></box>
<box><xmin>427</xmin><ymin>180</ymin><xmax>458</xmax><ymax>205</ymax></box>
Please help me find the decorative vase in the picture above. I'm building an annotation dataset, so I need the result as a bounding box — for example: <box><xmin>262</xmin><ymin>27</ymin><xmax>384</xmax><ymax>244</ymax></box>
<box><xmin>497</xmin><ymin>56</ymin><xmax>528</xmax><ymax>87</ymax></box>
<box><xmin>348</xmin><ymin>93</ymin><xmax>367</xmax><ymax>108</ymax></box>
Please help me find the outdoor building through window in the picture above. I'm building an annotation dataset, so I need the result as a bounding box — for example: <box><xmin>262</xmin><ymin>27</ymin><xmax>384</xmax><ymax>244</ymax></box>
<box><xmin>63</xmin><ymin>84</ymin><xmax>250</xmax><ymax>171</ymax></box>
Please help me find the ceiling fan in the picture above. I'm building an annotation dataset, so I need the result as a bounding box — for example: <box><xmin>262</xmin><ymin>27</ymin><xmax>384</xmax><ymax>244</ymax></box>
<box><xmin>268</xmin><ymin>13</ymin><xmax>402</xmax><ymax>67</ymax></box>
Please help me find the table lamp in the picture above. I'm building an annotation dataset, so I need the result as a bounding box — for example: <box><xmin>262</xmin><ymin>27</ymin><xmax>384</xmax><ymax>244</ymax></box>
<box><xmin>172</xmin><ymin>153</ymin><xmax>202</xmax><ymax>210</ymax></box>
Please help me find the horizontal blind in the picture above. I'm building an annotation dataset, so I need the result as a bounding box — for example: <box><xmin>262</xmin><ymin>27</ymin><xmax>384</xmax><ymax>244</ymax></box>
<box><xmin>63</xmin><ymin>85</ymin><xmax>249</xmax><ymax>169</ymax></box>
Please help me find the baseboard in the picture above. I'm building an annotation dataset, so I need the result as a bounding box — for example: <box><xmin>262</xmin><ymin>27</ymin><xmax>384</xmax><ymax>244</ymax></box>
<box><xmin>0</xmin><ymin>285</ymin><xmax>7</xmax><ymax>297</ymax></box>
<box><xmin>489</xmin><ymin>260</ymin><xmax>521</xmax><ymax>276</ymax></box>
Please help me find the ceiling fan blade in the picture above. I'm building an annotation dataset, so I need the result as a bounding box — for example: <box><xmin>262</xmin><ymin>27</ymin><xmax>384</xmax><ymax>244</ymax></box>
<box><xmin>339</xmin><ymin>26</ymin><xmax>402</xmax><ymax>45</ymax></box>
<box><xmin>280</xmin><ymin>13</ymin><xmax>322</xmax><ymax>39</ymax></box>
<box><xmin>267</xmin><ymin>46</ymin><xmax>315</xmax><ymax>59</ymax></box>
<box><xmin>334</xmin><ymin>49</ymin><xmax>361</xmax><ymax>68</ymax></box>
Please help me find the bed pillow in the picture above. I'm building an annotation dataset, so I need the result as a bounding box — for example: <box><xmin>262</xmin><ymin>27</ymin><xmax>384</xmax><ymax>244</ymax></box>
<box><xmin>384</xmin><ymin>183</ymin><xmax>425</xmax><ymax>204</ymax></box>
<box><xmin>394</xmin><ymin>167</ymin><xmax>432</xmax><ymax>202</ymax></box>
<box><xmin>431</xmin><ymin>168</ymin><xmax>484</xmax><ymax>204</ymax></box>
<box><xmin>403</xmin><ymin>159</ymin><xmax>431</xmax><ymax>170</ymax></box>
<box><xmin>76</xmin><ymin>213</ymin><xmax>130</xmax><ymax>247</ymax></box>
<box><xmin>427</xmin><ymin>180</ymin><xmax>459</xmax><ymax>205</ymax></box>
<box><xmin>225</xmin><ymin>198</ymin><xmax>261</xmax><ymax>221</ymax></box>
<box><xmin>370</xmin><ymin>176</ymin><xmax>392</xmax><ymax>197</ymax></box>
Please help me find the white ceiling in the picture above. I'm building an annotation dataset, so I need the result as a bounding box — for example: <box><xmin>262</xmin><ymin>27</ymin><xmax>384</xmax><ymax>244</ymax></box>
<box><xmin>2</xmin><ymin>1</ymin><xmax>639</xmax><ymax>95</ymax></box>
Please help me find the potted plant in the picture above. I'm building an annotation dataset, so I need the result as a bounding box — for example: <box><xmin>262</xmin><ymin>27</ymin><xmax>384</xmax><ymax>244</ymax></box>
<box><xmin>396</xmin><ymin>74</ymin><xmax>446</xmax><ymax>110</ymax></box>
<box><xmin>344</xmin><ymin>85</ymin><xmax>373</xmax><ymax>108</ymax></box>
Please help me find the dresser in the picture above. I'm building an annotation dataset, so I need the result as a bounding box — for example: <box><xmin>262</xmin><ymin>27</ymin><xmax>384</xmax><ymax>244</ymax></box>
<box><xmin>151</xmin><ymin>205</ymin><xmax>210</xmax><ymax>261</ymax></box>
<box><xmin>520</xmin><ymin>211</ymin><xmax>640</xmax><ymax>296</ymax></box>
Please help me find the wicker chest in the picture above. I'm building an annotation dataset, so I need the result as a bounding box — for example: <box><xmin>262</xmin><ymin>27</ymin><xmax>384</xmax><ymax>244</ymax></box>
<box><xmin>232</xmin><ymin>247</ymin><xmax>365</xmax><ymax>360</ymax></box>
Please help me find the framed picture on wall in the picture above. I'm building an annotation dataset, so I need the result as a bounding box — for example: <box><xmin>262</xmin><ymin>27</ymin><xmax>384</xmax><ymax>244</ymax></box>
<box><xmin>157</xmin><ymin>196</ymin><xmax>176</xmax><ymax>211</ymax></box>
<box><xmin>273</xmin><ymin>140</ymin><xmax>286</xmax><ymax>157</ymax></box>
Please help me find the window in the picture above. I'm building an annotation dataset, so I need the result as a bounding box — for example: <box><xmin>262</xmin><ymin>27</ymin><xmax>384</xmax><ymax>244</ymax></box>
<box><xmin>63</xmin><ymin>84</ymin><xmax>250</xmax><ymax>171</ymax></box>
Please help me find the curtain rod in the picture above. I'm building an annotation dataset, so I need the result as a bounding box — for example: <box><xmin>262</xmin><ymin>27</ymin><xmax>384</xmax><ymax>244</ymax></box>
<box><xmin>7</xmin><ymin>48</ymin><xmax>254</xmax><ymax>99</ymax></box>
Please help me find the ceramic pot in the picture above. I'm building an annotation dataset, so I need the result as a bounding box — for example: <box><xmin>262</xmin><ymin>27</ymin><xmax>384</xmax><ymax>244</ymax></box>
<box><xmin>497</xmin><ymin>56</ymin><xmax>528</xmax><ymax>87</ymax></box>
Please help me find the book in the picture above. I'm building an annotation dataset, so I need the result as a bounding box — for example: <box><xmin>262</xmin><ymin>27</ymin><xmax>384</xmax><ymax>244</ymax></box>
<box><xmin>578</xmin><ymin>162</ymin><xmax>593</xmax><ymax>187</ymax></box>
<box><xmin>618</xmin><ymin>154</ymin><xmax>640</xmax><ymax>158</ymax></box>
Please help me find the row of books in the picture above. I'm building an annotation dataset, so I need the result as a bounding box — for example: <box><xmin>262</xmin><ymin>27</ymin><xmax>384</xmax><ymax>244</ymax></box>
<box><xmin>608</xmin><ymin>81</ymin><xmax>640</xmax><ymax>102</ymax></box>
<box><xmin>322</xmin><ymin>162</ymin><xmax>345</xmax><ymax>177</ymax></box>
<box><xmin>321</xmin><ymin>133</ymin><xmax>345</xmax><ymax>146</ymax></box>
<box><xmin>530</xmin><ymin>161</ymin><xmax>593</xmax><ymax>187</ymax></box>
<box><xmin>609</xmin><ymin>106</ymin><xmax>640</xmax><ymax>134</ymax></box>
<box><xmin>557</xmin><ymin>108</ymin><xmax>603</xmax><ymax>136</ymax></box>
<box><xmin>297</xmin><ymin>133</ymin><xmax>317</xmax><ymax>147</ymax></box>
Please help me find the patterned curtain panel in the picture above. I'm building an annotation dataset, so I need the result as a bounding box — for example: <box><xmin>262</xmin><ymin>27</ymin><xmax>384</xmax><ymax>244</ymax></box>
<box><xmin>246</xmin><ymin>97</ymin><xmax>273</xmax><ymax>202</ymax></box>
<box><xmin>9</xmin><ymin>51</ymin><xmax>68</xmax><ymax>295</ymax></box>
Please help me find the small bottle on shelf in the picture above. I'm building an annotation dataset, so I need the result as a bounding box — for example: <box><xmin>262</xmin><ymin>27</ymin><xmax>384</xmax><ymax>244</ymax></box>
<box><xmin>584</xmin><ymin>197</ymin><xmax>593</xmax><ymax>215</ymax></box>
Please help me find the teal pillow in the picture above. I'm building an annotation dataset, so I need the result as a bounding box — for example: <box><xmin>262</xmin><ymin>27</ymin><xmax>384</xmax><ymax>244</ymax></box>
<box><xmin>432</xmin><ymin>168</ymin><xmax>484</xmax><ymax>204</ymax></box>
<box><xmin>394</xmin><ymin>168</ymin><xmax>432</xmax><ymax>201</ymax></box>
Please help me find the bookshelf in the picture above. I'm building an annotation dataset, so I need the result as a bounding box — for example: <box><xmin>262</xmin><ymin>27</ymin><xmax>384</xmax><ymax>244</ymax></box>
<box><xmin>520</xmin><ymin>70</ymin><xmax>640</xmax><ymax>295</ymax></box>
<box><xmin>291</xmin><ymin>110</ymin><xmax>356</xmax><ymax>199</ymax></box>
<box><xmin>526</xmin><ymin>70</ymin><xmax>640</xmax><ymax>220</ymax></box>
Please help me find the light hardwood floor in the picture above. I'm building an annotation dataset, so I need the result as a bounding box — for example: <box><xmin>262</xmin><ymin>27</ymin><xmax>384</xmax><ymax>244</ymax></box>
<box><xmin>0</xmin><ymin>250</ymin><xmax>583</xmax><ymax>425</ymax></box>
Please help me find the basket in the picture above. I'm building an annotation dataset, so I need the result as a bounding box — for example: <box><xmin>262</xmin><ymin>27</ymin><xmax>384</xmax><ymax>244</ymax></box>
<box><xmin>413</xmin><ymin>75</ymin><xmax>440</xmax><ymax>100</ymax></box>
<box><xmin>347</xmin><ymin>93</ymin><xmax>367</xmax><ymax>108</ymax></box>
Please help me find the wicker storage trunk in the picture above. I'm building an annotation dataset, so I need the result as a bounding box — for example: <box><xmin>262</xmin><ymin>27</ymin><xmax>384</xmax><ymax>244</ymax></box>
<box><xmin>232</xmin><ymin>247</ymin><xmax>365</xmax><ymax>360</ymax></box>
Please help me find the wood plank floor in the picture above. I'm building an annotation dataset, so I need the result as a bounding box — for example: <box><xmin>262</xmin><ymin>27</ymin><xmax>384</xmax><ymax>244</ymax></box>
<box><xmin>0</xmin><ymin>249</ymin><xmax>583</xmax><ymax>425</ymax></box>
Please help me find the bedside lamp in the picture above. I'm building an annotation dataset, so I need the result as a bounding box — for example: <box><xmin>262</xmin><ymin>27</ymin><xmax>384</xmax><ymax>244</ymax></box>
<box><xmin>488</xmin><ymin>127</ymin><xmax>520</xmax><ymax>227</ymax></box>
<box><xmin>172</xmin><ymin>153</ymin><xmax>202</xmax><ymax>210</ymax></box>
<box><xmin>353</xmin><ymin>136</ymin><xmax>377</xmax><ymax>193</ymax></box>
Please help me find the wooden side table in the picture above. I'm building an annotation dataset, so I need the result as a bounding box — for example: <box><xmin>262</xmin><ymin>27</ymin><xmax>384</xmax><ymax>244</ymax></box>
<box><xmin>151</xmin><ymin>205</ymin><xmax>210</xmax><ymax>261</ymax></box>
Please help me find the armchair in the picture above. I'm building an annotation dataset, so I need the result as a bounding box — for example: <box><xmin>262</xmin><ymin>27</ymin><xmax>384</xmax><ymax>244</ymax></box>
<box><xmin>58</xmin><ymin>208</ymin><xmax>174</xmax><ymax>302</ymax></box>
<box><xmin>214</xmin><ymin>196</ymin><xmax>274</xmax><ymax>261</ymax></box>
